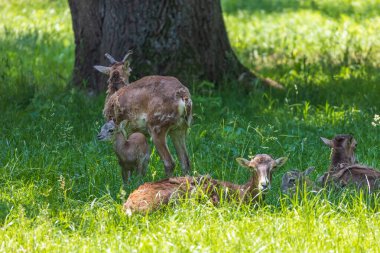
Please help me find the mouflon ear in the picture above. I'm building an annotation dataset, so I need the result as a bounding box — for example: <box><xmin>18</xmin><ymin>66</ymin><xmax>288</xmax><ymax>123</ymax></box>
<box><xmin>274</xmin><ymin>157</ymin><xmax>288</xmax><ymax>168</ymax></box>
<box><xmin>236</xmin><ymin>158</ymin><xmax>251</xmax><ymax>168</ymax></box>
<box><xmin>94</xmin><ymin>65</ymin><xmax>111</xmax><ymax>75</ymax></box>
<box><xmin>304</xmin><ymin>166</ymin><xmax>316</xmax><ymax>176</ymax></box>
<box><xmin>320</xmin><ymin>137</ymin><xmax>333</xmax><ymax>147</ymax></box>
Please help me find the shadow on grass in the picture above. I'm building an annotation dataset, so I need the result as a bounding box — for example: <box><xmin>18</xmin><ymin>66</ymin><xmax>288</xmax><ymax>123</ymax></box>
<box><xmin>262</xmin><ymin>63</ymin><xmax>380</xmax><ymax>109</ymax></box>
<box><xmin>0</xmin><ymin>29</ymin><xmax>74</xmax><ymax>109</ymax></box>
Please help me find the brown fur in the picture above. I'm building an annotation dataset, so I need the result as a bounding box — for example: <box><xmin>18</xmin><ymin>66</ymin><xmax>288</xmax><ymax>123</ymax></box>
<box><xmin>320</xmin><ymin>165</ymin><xmax>380</xmax><ymax>192</ymax></box>
<box><xmin>94</xmin><ymin>54</ymin><xmax>132</xmax><ymax>108</ymax></box>
<box><xmin>123</xmin><ymin>154</ymin><xmax>287</xmax><ymax>215</ymax></box>
<box><xmin>105</xmin><ymin>66</ymin><xmax>128</xmax><ymax>96</ymax></box>
<box><xmin>104</xmin><ymin>76</ymin><xmax>191</xmax><ymax>125</ymax></box>
<box><xmin>102</xmin><ymin>63</ymin><xmax>131</xmax><ymax>115</ymax></box>
<box><xmin>97</xmin><ymin>120</ymin><xmax>150</xmax><ymax>185</ymax></box>
<box><xmin>103</xmin><ymin>75</ymin><xmax>192</xmax><ymax>176</ymax></box>
<box><xmin>123</xmin><ymin>176</ymin><xmax>211</xmax><ymax>214</ymax></box>
<box><xmin>319</xmin><ymin>134</ymin><xmax>380</xmax><ymax>191</ymax></box>
<box><xmin>321</xmin><ymin>134</ymin><xmax>357</xmax><ymax>172</ymax></box>
<box><xmin>114</xmin><ymin>132</ymin><xmax>150</xmax><ymax>184</ymax></box>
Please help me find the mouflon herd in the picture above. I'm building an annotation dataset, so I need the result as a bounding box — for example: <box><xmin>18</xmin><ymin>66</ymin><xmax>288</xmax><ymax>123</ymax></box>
<box><xmin>94</xmin><ymin>52</ymin><xmax>380</xmax><ymax>215</ymax></box>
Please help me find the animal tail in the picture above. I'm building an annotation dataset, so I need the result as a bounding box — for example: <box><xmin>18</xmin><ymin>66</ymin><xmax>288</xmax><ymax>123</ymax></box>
<box><xmin>175</xmin><ymin>88</ymin><xmax>193</xmax><ymax>127</ymax></box>
<box><xmin>125</xmin><ymin>208</ymin><xmax>132</xmax><ymax>216</ymax></box>
<box><xmin>183</xmin><ymin>96</ymin><xmax>192</xmax><ymax>127</ymax></box>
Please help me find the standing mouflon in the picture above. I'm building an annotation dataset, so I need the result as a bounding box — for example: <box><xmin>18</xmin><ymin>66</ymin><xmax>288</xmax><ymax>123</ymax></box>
<box><xmin>97</xmin><ymin>120</ymin><xmax>150</xmax><ymax>185</ymax></box>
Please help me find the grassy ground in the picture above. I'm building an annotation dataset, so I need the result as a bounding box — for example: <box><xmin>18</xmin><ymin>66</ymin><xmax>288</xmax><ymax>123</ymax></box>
<box><xmin>1</xmin><ymin>0</ymin><xmax>380</xmax><ymax>252</ymax></box>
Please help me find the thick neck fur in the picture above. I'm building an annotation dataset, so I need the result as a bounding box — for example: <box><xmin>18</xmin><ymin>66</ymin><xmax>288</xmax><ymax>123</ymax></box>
<box><xmin>241</xmin><ymin>174</ymin><xmax>261</xmax><ymax>201</ymax></box>
<box><xmin>330</xmin><ymin>149</ymin><xmax>353</xmax><ymax>171</ymax></box>
<box><xmin>218</xmin><ymin>172</ymin><xmax>261</xmax><ymax>202</ymax></box>
<box><xmin>106</xmin><ymin>79</ymin><xmax>125</xmax><ymax>98</ymax></box>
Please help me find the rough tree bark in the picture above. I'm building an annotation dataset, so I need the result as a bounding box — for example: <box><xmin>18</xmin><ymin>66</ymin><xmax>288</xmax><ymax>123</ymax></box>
<box><xmin>68</xmin><ymin>0</ymin><xmax>282</xmax><ymax>93</ymax></box>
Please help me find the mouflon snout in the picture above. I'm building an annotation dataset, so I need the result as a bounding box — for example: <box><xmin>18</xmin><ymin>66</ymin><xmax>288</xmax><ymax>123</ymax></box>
<box><xmin>97</xmin><ymin>120</ymin><xmax>116</xmax><ymax>141</ymax></box>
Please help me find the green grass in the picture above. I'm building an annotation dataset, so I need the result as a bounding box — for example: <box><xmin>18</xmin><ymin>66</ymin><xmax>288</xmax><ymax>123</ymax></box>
<box><xmin>1</xmin><ymin>0</ymin><xmax>380</xmax><ymax>252</ymax></box>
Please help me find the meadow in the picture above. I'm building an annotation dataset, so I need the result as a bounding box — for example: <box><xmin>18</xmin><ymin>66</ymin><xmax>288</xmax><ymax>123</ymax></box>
<box><xmin>1</xmin><ymin>0</ymin><xmax>380</xmax><ymax>252</ymax></box>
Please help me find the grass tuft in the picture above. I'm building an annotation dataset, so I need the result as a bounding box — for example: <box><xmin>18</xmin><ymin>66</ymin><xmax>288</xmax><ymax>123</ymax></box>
<box><xmin>1</xmin><ymin>0</ymin><xmax>380</xmax><ymax>251</ymax></box>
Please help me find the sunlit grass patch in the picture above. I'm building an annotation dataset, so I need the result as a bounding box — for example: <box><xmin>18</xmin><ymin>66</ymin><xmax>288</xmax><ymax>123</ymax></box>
<box><xmin>1</xmin><ymin>0</ymin><xmax>380</xmax><ymax>252</ymax></box>
<box><xmin>222</xmin><ymin>0</ymin><xmax>380</xmax><ymax>20</ymax></box>
<box><xmin>224</xmin><ymin>10</ymin><xmax>380</xmax><ymax>69</ymax></box>
<box><xmin>2</xmin><ymin>191</ymin><xmax>380</xmax><ymax>252</ymax></box>
<box><xmin>0</xmin><ymin>0</ymin><xmax>73</xmax><ymax>107</ymax></box>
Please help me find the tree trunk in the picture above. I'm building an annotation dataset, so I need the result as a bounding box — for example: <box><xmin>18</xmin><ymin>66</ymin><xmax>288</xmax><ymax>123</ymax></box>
<box><xmin>68</xmin><ymin>0</ymin><xmax>281</xmax><ymax>93</ymax></box>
